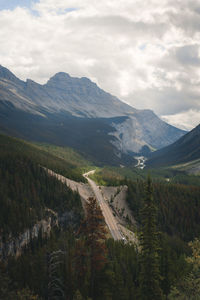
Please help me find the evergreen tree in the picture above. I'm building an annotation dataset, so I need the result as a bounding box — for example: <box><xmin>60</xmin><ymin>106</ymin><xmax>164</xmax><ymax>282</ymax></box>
<box><xmin>139</xmin><ymin>176</ymin><xmax>163</xmax><ymax>300</ymax></box>
<box><xmin>169</xmin><ymin>238</ymin><xmax>200</xmax><ymax>299</ymax></box>
<box><xmin>77</xmin><ymin>197</ymin><xmax>107</xmax><ymax>299</ymax></box>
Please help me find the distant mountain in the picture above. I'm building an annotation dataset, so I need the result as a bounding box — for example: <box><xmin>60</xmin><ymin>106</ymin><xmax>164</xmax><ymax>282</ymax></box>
<box><xmin>146</xmin><ymin>124</ymin><xmax>200</xmax><ymax>168</ymax></box>
<box><xmin>0</xmin><ymin>65</ymin><xmax>186</xmax><ymax>165</ymax></box>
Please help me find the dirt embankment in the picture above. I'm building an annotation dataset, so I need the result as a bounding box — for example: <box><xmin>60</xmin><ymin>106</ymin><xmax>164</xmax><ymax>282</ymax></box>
<box><xmin>99</xmin><ymin>185</ymin><xmax>138</xmax><ymax>244</ymax></box>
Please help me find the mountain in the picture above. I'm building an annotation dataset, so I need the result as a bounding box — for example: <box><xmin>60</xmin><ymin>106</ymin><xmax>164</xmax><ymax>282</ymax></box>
<box><xmin>146</xmin><ymin>124</ymin><xmax>200</xmax><ymax>168</ymax></box>
<box><xmin>0</xmin><ymin>65</ymin><xmax>186</xmax><ymax>164</ymax></box>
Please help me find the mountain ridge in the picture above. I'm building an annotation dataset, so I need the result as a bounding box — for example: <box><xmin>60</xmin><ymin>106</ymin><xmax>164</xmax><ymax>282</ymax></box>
<box><xmin>0</xmin><ymin>65</ymin><xmax>186</xmax><ymax>163</ymax></box>
<box><xmin>147</xmin><ymin>123</ymin><xmax>200</xmax><ymax>167</ymax></box>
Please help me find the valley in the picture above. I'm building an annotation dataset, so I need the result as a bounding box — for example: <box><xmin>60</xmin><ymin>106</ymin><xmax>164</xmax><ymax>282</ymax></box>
<box><xmin>1</xmin><ymin>1</ymin><xmax>200</xmax><ymax>298</ymax></box>
<box><xmin>0</xmin><ymin>67</ymin><xmax>200</xmax><ymax>299</ymax></box>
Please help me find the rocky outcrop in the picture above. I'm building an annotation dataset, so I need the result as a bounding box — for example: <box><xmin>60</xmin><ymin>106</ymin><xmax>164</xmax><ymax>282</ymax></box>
<box><xmin>110</xmin><ymin>110</ymin><xmax>185</xmax><ymax>153</ymax></box>
<box><xmin>0</xmin><ymin>209</ymin><xmax>58</xmax><ymax>260</ymax></box>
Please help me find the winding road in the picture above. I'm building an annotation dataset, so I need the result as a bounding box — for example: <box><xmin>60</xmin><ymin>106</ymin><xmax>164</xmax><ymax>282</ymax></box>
<box><xmin>46</xmin><ymin>167</ymin><xmax>124</xmax><ymax>241</ymax></box>
<box><xmin>83</xmin><ymin>171</ymin><xmax>123</xmax><ymax>241</ymax></box>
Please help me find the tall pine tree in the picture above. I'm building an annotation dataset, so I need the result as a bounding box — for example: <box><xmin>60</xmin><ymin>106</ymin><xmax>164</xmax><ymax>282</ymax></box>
<box><xmin>139</xmin><ymin>176</ymin><xmax>163</xmax><ymax>300</ymax></box>
<box><xmin>76</xmin><ymin>197</ymin><xmax>107</xmax><ymax>299</ymax></box>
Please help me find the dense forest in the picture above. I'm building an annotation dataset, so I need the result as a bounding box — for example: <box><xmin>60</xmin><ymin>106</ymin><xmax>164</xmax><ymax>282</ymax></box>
<box><xmin>0</xmin><ymin>134</ymin><xmax>84</xmax><ymax>238</ymax></box>
<box><xmin>1</xmin><ymin>134</ymin><xmax>200</xmax><ymax>299</ymax></box>
<box><xmin>1</xmin><ymin>176</ymin><xmax>198</xmax><ymax>299</ymax></box>
<box><xmin>126</xmin><ymin>180</ymin><xmax>200</xmax><ymax>242</ymax></box>
<box><xmin>0</xmin><ymin>155</ymin><xmax>82</xmax><ymax>237</ymax></box>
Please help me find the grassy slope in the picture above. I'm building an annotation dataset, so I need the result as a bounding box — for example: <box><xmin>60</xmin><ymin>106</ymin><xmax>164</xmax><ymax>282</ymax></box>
<box><xmin>90</xmin><ymin>165</ymin><xmax>200</xmax><ymax>186</ymax></box>
<box><xmin>32</xmin><ymin>142</ymin><xmax>92</xmax><ymax>169</ymax></box>
<box><xmin>172</xmin><ymin>158</ymin><xmax>200</xmax><ymax>175</ymax></box>
<box><xmin>0</xmin><ymin>134</ymin><xmax>92</xmax><ymax>182</ymax></box>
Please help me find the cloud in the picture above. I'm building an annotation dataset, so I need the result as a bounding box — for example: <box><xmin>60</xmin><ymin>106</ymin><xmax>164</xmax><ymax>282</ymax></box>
<box><xmin>161</xmin><ymin>109</ymin><xmax>200</xmax><ymax>131</ymax></box>
<box><xmin>0</xmin><ymin>0</ymin><xmax>199</xmax><ymax>129</ymax></box>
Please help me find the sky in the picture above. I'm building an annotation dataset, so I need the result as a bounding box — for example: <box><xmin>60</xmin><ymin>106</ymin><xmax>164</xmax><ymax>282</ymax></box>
<box><xmin>0</xmin><ymin>0</ymin><xmax>200</xmax><ymax>130</ymax></box>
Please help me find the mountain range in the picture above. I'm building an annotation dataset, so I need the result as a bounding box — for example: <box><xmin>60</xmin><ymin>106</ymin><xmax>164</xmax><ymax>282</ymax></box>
<box><xmin>0</xmin><ymin>65</ymin><xmax>186</xmax><ymax>165</ymax></box>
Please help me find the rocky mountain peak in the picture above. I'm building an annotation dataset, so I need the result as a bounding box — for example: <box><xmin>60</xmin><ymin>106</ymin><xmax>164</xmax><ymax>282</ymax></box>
<box><xmin>49</xmin><ymin>72</ymin><xmax>71</xmax><ymax>81</ymax></box>
<box><xmin>46</xmin><ymin>72</ymin><xmax>97</xmax><ymax>90</ymax></box>
<box><xmin>45</xmin><ymin>72</ymin><xmax>71</xmax><ymax>88</ymax></box>
<box><xmin>80</xmin><ymin>76</ymin><xmax>94</xmax><ymax>84</ymax></box>
<box><xmin>0</xmin><ymin>65</ymin><xmax>186</xmax><ymax>157</ymax></box>
<box><xmin>0</xmin><ymin>65</ymin><xmax>22</xmax><ymax>84</ymax></box>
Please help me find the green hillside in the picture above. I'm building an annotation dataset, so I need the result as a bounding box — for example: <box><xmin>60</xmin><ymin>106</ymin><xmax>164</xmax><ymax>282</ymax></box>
<box><xmin>32</xmin><ymin>142</ymin><xmax>91</xmax><ymax>169</ymax></box>
<box><xmin>0</xmin><ymin>134</ymin><xmax>92</xmax><ymax>182</ymax></box>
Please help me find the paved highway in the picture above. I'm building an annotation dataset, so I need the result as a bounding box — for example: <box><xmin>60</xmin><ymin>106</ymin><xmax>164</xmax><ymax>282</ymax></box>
<box><xmin>83</xmin><ymin>171</ymin><xmax>123</xmax><ymax>241</ymax></box>
<box><xmin>47</xmin><ymin>168</ymin><xmax>123</xmax><ymax>241</ymax></box>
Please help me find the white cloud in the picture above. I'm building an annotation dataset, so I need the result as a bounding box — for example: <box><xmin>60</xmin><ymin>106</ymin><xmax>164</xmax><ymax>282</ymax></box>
<box><xmin>161</xmin><ymin>109</ymin><xmax>200</xmax><ymax>131</ymax></box>
<box><xmin>0</xmin><ymin>0</ymin><xmax>200</xmax><ymax>129</ymax></box>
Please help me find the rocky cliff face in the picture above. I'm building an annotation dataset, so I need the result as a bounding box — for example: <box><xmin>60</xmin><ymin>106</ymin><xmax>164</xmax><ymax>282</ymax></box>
<box><xmin>0</xmin><ymin>65</ymin><xmax>186</xmax><ymax>156</ymax></box>
<box><xmin>0</xmin><ymin>209</ymin><xmax>58</xmax><ymax>260</ymax></box>
<box><xmin>0</xmin><ymin>205</ymin><xmax>82</xmax><ymax>260</ymax></box>
<box><xmin>110</xmin><ymin>110</ymin><xmax>186</xmax><ymax>153</ymax></box>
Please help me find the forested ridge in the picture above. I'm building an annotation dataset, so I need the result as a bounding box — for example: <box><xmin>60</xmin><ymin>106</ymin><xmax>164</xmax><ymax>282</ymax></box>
<box><xmin>0</xmin><ymin>134</ymin><xmax>84</xmax><ymax>237</ymax></box>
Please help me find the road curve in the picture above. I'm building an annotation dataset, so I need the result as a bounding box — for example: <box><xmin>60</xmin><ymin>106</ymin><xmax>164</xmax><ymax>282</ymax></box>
<box><xmin>46</xmin><ymin>168</ymin><xmax>123</xmax><ymax>241</ymax></box>
<box><xmin>83</xmin><ymin>171</ymin><xmax>123</xmax><ymax>241</ymax></box>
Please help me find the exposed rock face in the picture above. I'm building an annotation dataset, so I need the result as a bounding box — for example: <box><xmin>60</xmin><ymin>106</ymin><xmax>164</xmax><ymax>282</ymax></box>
<box><xmin>0</xmin><ymin>65</ymin><xmax>186</xmax><ymax>155</ymax></box>
<box><xmin>110</xmin><ymin>109</ymin><xmax>185</xmax><ymax>153</ymax></box>
<box><xmin>0</xmin><ymin>210</ymin><xmax>58</xmax><ymax>260</ymax></box>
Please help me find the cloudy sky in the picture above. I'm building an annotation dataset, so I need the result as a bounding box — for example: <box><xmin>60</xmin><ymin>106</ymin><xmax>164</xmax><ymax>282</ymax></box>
<box><xmin>0</xmin><ymin>0</ymin><xmax>200</xmax><ymax>130</ymax></box>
